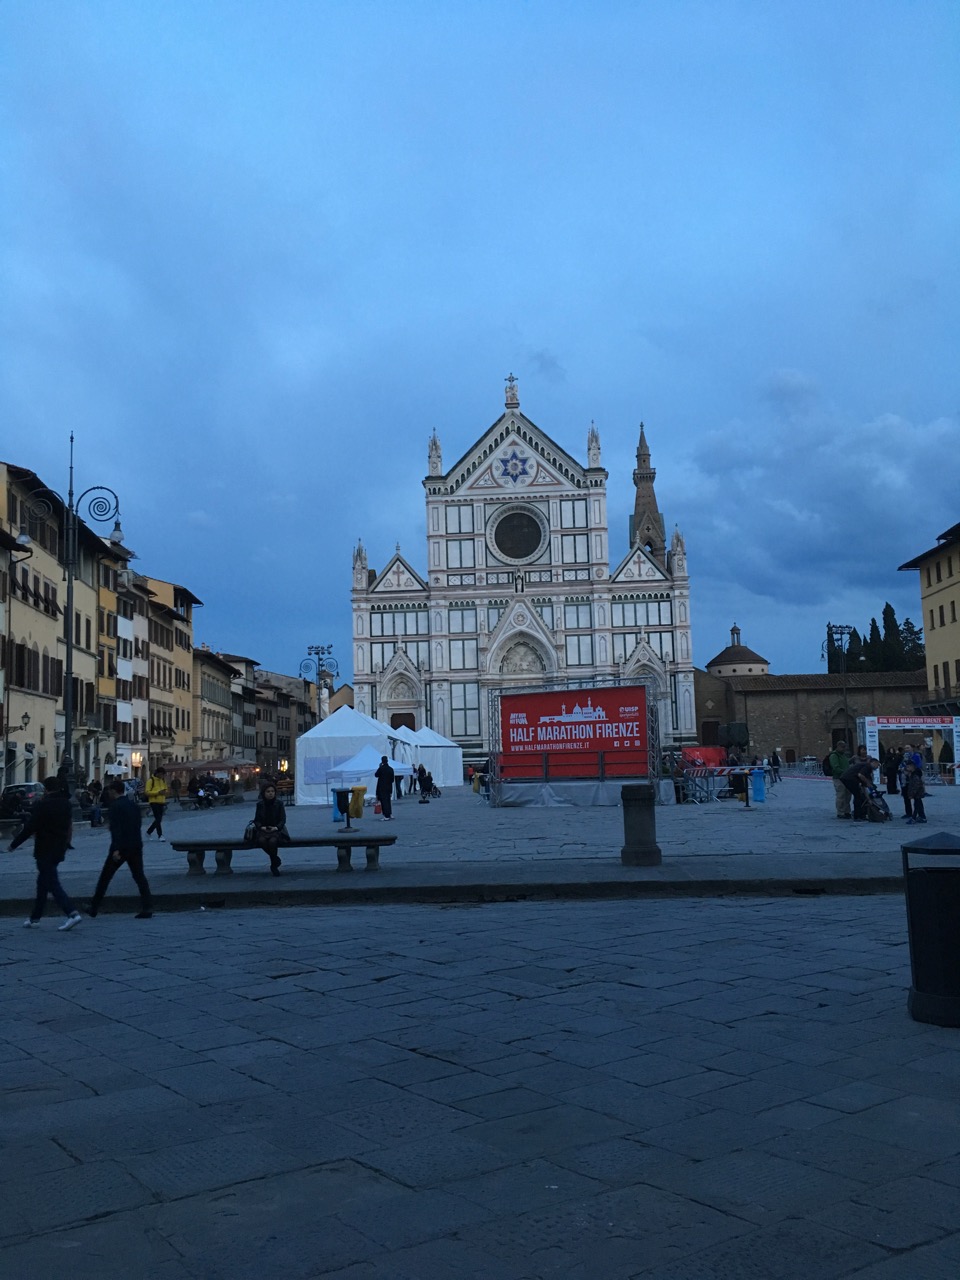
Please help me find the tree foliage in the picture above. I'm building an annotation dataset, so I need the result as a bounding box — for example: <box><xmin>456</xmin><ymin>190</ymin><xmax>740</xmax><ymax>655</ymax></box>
<box><xmin>825</xmin><ymin>604</ymin><xmax>925</xmax><ymax>673</ymax></box>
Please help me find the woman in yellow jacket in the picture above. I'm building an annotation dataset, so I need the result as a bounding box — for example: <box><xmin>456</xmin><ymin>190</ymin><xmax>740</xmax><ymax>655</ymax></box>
<box><xmin>145</xmin><ymin>767</ymin><xmax>168</xmax><ymax>841</ymax></box>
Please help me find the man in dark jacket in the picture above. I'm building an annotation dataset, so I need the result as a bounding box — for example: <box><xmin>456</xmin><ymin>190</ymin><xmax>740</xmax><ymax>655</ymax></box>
<box><xmin>87</xmin><ymin>780</ymin><xmax>153</xmax><ymax>918</ymax></box>
<box><xmin>10</xmin><ymin>777</ymin><xmax>82</xmax><ymax>930</ymax></box>
<box><xmin>841</xmin><ymin>757</ymin><xmax>878</xmax><ymax>822</ymax></box>
<box><xmin>374</xmin><ymin>756</ymin><xmax>395</xmax><ymax>821</ymax></box>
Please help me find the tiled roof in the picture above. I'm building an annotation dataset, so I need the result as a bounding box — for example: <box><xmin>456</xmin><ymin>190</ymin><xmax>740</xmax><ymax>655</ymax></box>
<box><xmin>705</xmin><ymin>644</ymin><xmax>768</xmax><ymax>668</ymax></box>
<box><xmin>721</xmin><ymin>670</ymin><xmax>927</xmax><ymax>692</ymax></box>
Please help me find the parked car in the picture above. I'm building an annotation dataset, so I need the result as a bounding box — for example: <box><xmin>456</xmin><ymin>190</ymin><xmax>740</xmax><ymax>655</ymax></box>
<box><xmin>0</xmin><ymin>782</ymin><xmax>45</xmax><ymax>819</ymax></box>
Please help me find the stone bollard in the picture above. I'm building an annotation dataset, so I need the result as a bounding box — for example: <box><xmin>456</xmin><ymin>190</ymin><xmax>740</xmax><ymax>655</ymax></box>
<box><xmin>620</xmin><ymin>783</ymin><xmax>662</xmax><ymax>866</ymax></box>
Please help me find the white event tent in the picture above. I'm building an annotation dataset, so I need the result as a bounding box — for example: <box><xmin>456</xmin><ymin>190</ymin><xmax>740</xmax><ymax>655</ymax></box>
<box><xmin>327</xmin><ymin>744</ymin><xmax>413</xmax><ymax>800</ymax></box>
<box><xmin>295</xmin><ymin>706</ymin><xmax>405</xmax><ymax>806</ymax></box>
<box><xmin>413</xmin><ymin>726</ymin><xmax>464</xmax><ymax>788</ymax></box>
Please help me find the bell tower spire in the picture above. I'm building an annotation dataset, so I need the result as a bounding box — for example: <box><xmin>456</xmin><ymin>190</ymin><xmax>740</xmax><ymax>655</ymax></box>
<box><xmin>630</xmin><ymin>423</ymin><xmax>666</xmax><ymax>562</ymax></box>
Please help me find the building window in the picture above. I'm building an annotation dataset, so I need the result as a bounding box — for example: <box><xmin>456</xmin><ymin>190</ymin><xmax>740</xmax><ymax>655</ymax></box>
<box><xmin>936</xmin><ymin>561</ymin><xmax>943</xmax><ymax>583</ymax></box>
<box><xmin>564</xmin><ymin>601</ymin><xmax>592</xmax><ymax>629</ymax></box>
<box><xmin>371</xmin><ymin>609</ymin><xmax>429</xmax><ymax>637</ymax></box>
<box><xmin>402</xmin><ymin>640</ymin><xmax>430</xmax><ymax>668</ymax></box>
<box><xmin>559</xmin><ymin>498</ymin><xmax>587</xmax><ymax>529</ymax></box>
<box><xmin>447</xmin><ymin>539</ymin><xmax>475</xmax><ymax>569</ymax></box>
<box><xmin>930</xmin><ymin>609</ymin><xmax>935</xmax><ymax>629</ymax></box>
<box><xmin>534</xmin><ymin>601</ymin><xmax>554</xmax><ymax>629</ymax></box>
<box><xmin>445</xmin><ymin>505</ymin><xmax>474</xmax><ymax>534</ymax></box>
<box><xmin>451</xmin><ymin>682</ymin><xmax>480</xmax><ymax>738</ymax></box>
<box><xmin>561</xmin><ymin>533</ymin><xmax>589</xmax><ymax>563</ymax></box>
<box><xmin>449</xmin><ymin>638</ymin><xmax>478</xmax><ymax>669</ymax></box>
<box><xmin>371</xmin><ymin>642</ymin><xmax>396</xmax><ymax>670</ymax></box>
<box><xmin>933</xmin><ymin>664</ymin><xmax>940</xmax><ymax>687</ymax></box>
<box><xmin>945</xmin><ymin>665</ymin><xmax>952</xmax><ymax>692</ymax></box>
<box><xmin>565</xmin><ymin>635</ymin><xmax>594</xmax><ymax>665</ymax></box>
<box><xmin>613</xmin><ymin>632</ymin><xmax>643</xmax><ymax>663</ymax></box>
<box><xmin>926</xmin><ymin>567</ymin><xmax>932</xmax><ymax>587</ymax></box>
<box><xmin>487</xmin><ymin>605</ymin><xmax>503</xmax><ymax>631</ymax></box>
<box><xmin>448</xmin><ymin>607</ymin><xmax>477</xmax><ymax>633</ymax></box>
<box><xmin>940</xmin><ymin>605</ymin><xmax>946</xmax><ymax>627</ymax></box>
<box><xmin>952</xmin><ymin>601</ymin><xmax>957</xmax><ymax>623</ymax></box>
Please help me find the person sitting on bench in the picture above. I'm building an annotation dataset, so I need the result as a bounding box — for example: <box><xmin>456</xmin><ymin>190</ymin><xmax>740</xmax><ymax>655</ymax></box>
<box><xmin>248</xmin><ymin>781</ymin><xmax>290</xmax><ymax>876</ymax></box>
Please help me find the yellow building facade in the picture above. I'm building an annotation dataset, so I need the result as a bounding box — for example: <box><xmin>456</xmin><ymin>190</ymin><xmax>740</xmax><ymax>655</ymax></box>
<box><xmin>900</xmin><ymin>522</ymin><xmax>960</xmax><ymax>715</ymax></box>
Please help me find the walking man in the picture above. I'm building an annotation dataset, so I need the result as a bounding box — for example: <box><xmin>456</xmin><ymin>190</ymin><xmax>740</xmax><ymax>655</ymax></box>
<box><xmin>10</xmin><ymin>777</ymin><xmax>82</xmax><ymax>930</ymax></box>
<box><xmin>375</xmin><ymin>755</ymin><xmax>395</xmax><ymax>821</ymax></box>
<box><xmin>145</xmin><ymin>765</ymin><xmax>168</xmax><ymax>841</ymax></box>
<box><xmin>88</xmin><ymin>780</ymin><xmax>153</xmax><ymax>918</ymax></box>
<box><xmin>828</xmin><ymin>741</ymin><xmax>852</xmax><ymax>819</ymax></box>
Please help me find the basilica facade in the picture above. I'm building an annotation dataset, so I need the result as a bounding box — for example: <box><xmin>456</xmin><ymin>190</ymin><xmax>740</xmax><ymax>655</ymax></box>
<box><xmin>351</xmin><ymin>377</ymin><xmax>695</xmax><ymax>760</ymax></box>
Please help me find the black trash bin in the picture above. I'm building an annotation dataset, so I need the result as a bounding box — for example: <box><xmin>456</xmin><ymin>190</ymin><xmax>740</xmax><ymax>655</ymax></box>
<box><xmin>901</xmin><ymin>831</ymin><xmax>960</xmax><ymax>1027</ymax></box>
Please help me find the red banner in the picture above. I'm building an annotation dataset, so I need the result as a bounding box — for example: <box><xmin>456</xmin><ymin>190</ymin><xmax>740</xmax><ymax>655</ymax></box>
<box><xmin>499</xmin><ymin>686</ymin><xmax>648</xmax><ymax>779</ymax></box>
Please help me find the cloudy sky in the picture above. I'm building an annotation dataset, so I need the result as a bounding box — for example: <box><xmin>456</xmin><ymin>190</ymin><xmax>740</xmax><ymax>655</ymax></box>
<box><xmin>3</xmin><ymin>0</ymin><xmax>957</xmax><ymax>682</ymax></box>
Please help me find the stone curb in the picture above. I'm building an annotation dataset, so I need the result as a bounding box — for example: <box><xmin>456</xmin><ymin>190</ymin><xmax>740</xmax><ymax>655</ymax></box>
<box><xmin>0</xmin><ymin>873</ymin><xmax>905</xmax><ymax>915</ymax></box>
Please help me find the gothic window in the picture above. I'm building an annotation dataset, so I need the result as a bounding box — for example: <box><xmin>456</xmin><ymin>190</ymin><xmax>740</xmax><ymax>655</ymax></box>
<box><xmin>564</xmin><ymin>601</ymin><xmax>592</xmax><ymax>629</ymax></box>
<box><xmin>451</xmin><ymin>682</ymin><xmax>480</xmax><ymax>737</ymax></box>
<box><xmin>561</xmin><ymin>533</ymin><xmax>588</xmax><ymax>563</ymax></box>
<box><xmin>449</xmin><ymin>638</ymin><xmax>478</xmax><ymax>669</ymax></box>
<box><xmin>565</xmin><ymin>635</ymin><xmax>594</xmax><ymax>665</ymax></box>
<box><xmin>447</xmin><ymin>539</ymin><xmax>475</xmax><ymax>569</ymax></box>
<box><xmin>448</xmin><ymin>607</ymin><xmax>477</xmax><ymax>633</ymax></box>
<box><xmin>446</xmin><ymin>505</ymin><xmax>474</xmax><ymax>534</ymax></box>
<box><xmin>533</xmin><ymin>601</ymin><xmax>554</xmax><ymax>629</ymax></box>
<box><xmin>559</xmin><ymin>498</ymin><xmax>587</xmax><ymax>529</ymax></box>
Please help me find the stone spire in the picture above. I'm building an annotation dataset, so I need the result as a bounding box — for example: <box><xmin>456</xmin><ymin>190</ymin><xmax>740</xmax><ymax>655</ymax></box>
<box><xmin>352</xmin><ymin>539</ymin><xmax>368</xmax><ymax>590</ymax></box>
<box><xmin>428</xmin><ymin>431</ymin><xmax>442</xmax><ymax>476</ymax></box>
<box><xmin>630</xmin><ymin>423</ymin><xmax>666</xmax><ymax>561</ymax></box>
<box><xmin>670</xmin><ymin>525</ymin><xmax>687</xmax><ymax>576</ymax></box>
<box><xmin>587</xmin><ymin>421</ymin><xmax>601</xmax><ymax>468</ymax></box>
<box><xmin>505</xmin><ymin>372</ymin><xmax>519</xmax><ymax>409</ymax></box>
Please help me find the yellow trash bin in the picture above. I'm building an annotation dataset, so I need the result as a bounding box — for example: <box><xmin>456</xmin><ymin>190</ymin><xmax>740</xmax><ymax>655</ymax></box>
<box><xmin>349</xmin><ymin>786</ymin><xmax>366</xmax><ymax>819</ymax></box>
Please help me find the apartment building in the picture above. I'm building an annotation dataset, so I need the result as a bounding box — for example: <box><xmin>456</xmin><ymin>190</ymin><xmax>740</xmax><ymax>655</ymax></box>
<box><xmin>193</xmin><ymin>646</ymin><xmax>239</xmax><ymax>761</ymax></box>
<box><xmin>145</xmin><ymin>578</ymin><xmax>201</xmax><ymax>763</ymax></box>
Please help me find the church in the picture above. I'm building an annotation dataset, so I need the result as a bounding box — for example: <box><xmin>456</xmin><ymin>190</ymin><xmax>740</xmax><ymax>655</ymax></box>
<box><xmin>351</xmin><ymin>376</ymin><xmax>695</xmax><ymax>761</ymax></box>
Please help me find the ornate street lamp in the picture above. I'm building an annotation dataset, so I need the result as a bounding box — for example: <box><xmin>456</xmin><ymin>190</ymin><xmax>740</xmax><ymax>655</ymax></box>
<box><xmin>18</xmin><ymin>434</ymin><xmax>124</xmax><ymax>813</ymax></box>
<box><xmin>824</xmin><ymin>622</ymin><xmax>854</xmax><ymax>745</ymax></box>
<box><xmin>300</xmin><ymin>644</ymin><xmax>338</xmax><ymax>722</ymax></box>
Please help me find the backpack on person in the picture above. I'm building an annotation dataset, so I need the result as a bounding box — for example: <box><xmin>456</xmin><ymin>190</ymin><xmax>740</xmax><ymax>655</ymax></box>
<box><xmin>822</xmin><ymin>753</ymin><xmax>833</xmax><ymax>777</ymax></box>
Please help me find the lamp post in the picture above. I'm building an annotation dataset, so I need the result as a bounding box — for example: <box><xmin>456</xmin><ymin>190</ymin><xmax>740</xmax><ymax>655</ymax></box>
<box><xmin>824</xmin><ymin>622</ymin><xmax>854</xmax><ymax>745</ymax></box>
<box><xmin>300</xmin><ymin>644</ymin><xmax>338</xmax><ymax>723</ymax></box>
<box><xmin>19</xmin><ymin>435</ymin><xmax>124</xmax><ymax>813</ymax></box>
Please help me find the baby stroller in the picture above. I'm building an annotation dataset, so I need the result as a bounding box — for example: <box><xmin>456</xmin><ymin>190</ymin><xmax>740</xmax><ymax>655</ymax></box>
<box><xmin>863</xmin><ymin>784</ymin><xmax>893</xmax><ymax>823</ymax></box>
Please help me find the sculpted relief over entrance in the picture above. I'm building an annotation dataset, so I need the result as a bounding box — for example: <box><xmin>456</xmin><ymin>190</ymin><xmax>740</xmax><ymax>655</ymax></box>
<box><xmin>500</xmin><ymin>641</ymin><xmax>546</xmax><ymax>675</ymax></box>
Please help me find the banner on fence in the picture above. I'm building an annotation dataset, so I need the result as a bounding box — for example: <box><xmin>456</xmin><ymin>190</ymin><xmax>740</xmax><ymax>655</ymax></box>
<box><xmin>500</xmin><ymin>686</ymin><xmax>648</xmax><ymax>759</ymax></box>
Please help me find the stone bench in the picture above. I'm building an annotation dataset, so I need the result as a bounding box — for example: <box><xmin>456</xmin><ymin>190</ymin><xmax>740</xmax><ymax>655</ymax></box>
<box><xmin>170</xmin><ymin>834</ymin><xmax>398</xmax><ymax>876</ymax></box>
<box><xmin>178</xmin><ymin>793</ymin><xmax>243</xmax><ymax>811</ymax></box>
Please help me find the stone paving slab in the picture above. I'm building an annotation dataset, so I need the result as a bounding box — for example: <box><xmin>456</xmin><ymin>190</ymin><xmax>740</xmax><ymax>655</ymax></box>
<box><xmin>4</xmin><ymin>776</ymin><xmax>957</xmax><ymax>914</ymax></box>
<box><xmin>2</xmin><ymin>896</ymin><xmax>960</xmax><ymax>1276</ymax></box>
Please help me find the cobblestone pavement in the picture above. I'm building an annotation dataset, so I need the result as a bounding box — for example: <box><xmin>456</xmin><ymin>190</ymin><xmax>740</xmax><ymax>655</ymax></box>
<box><xmin>2</xmin><ymin>778</ymin><xmax>957</xmax><ymax>911</ymax></box>
<box><xmin>3</xmin><ymin>896</ymin><xmax>960</xmax><ymax>1278</ymax></box>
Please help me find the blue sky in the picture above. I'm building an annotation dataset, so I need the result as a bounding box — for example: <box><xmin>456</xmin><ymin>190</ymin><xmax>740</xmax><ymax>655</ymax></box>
<box><xmin>3</xmin><ymin>0</ymin><xmax>957</xmax><ymax>680</ymax></box>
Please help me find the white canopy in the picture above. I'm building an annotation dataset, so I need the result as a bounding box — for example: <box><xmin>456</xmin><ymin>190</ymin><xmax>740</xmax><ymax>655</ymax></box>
<box><xmin>385</xmin><ymin>723</ymin><xmax>420</xmax><ymax>766</ymax></box>
<box><xmin>295</xmin><ymin>706</ymin><xmax>405</xmax><ymax>805</ymax></box>
<box><xmin>327</xmin><ymin>745</ymin><xmax>413</xmax><ymax>788</ymax></box>
<box><xmin>412</xmin><ymin>725</ymin><xmax>464</xmax><ymax>788</ymax></box>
